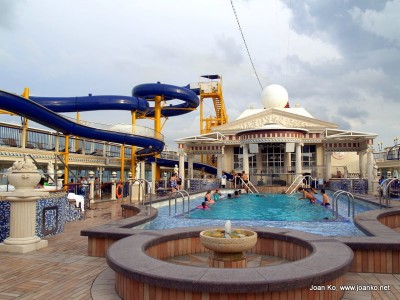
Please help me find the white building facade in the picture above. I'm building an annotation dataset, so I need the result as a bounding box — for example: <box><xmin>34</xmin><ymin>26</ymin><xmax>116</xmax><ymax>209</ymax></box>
<box><xmin>177</xmin><ymin>85</ymin><xmax>378</xmax><ymax>192</ymax></box>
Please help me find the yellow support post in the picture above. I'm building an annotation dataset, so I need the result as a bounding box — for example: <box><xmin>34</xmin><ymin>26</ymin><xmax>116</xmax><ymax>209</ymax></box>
<box><xmin>120</xmin><ymin>145</ymin><xmax>125</xmax><ymax>182</ymax></box>
<box><xmin>131</xmin><ymin>111</ymin><xmax>136</xmax><ymax>178</ymax></box>
<box><xmin>21</xmin><ymin>88</ymin><xmax>30</xmax><ymax>148</ymax></box>
<box><xmin>64</xmin><ymin>135</ymin><xmax>69</xmax><ymax>189</ymax></box>
<box><xmin>154</xmin><ymin>95</ymin><xmax>162</xmax><ymax>180</ymax></box>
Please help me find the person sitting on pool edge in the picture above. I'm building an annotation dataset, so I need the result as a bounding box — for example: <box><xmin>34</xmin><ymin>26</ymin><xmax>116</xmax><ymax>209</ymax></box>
<box><xmin>298</xmin><ymin>187</ymin><xmax>316</xmax><ymax>203</ymax></box>
<box><xmin>205</xmin><ymin>190</ymin><xmax>214</xmax><ymax>204</ymax></box>
<box><xmin>320</xmin><ymin>189</ymin><xmax>331</xmax><ymax>207</ymax></box>
<box><xmin>212</xmin><ymin>188</ymin><xmax>222</xmax><ymax>201</ymax></box>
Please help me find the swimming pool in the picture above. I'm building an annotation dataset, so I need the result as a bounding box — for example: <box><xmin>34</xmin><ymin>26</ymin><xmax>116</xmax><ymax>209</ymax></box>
<box><xmin>135</xmin><ymin>191</ymin><xmax>380</xmax><ymax>236</ymax></box>
<box><xmin>190</xmin><ymin>193</ymin><xmax>333</xmax><ymax>221</ymax></box>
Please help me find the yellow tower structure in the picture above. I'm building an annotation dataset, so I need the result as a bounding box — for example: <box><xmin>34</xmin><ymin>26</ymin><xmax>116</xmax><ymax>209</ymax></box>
<box><xmin>199</xmin><ymin>75</ymin><xmax>228</xmax><ymax>134</ymax></box>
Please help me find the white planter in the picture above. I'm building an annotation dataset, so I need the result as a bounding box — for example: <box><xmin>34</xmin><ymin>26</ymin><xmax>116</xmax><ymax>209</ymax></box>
<box><xmin>7</xmin><ymin>172</ymin><xmax>42</xmax><ymax>190</ymax></box>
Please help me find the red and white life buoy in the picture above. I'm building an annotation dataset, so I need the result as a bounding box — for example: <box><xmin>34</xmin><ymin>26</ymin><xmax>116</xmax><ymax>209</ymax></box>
<box><xmin>116</xmin><ymin>183</ymin><xmax>123</xmax><ymax>199</ymax></box>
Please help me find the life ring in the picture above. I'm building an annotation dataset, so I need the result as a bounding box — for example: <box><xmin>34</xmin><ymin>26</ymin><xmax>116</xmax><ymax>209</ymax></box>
<box><xmin>116</xmin><ymin>183</ymin><xmax>123</xmax><ymax>199</ymax></box>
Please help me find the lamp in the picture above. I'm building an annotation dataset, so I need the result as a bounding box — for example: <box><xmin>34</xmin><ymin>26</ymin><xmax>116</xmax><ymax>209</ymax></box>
<box><xmin>88</xmin><ymin>171</ymin><xmax>94</xmax><ymax>179</ymax></box>
<box><xmin>112</xmin><ymin>171</ymin><xmax>117</xmax><ymax>183</ymax></box>
<box><xmin>128</xmin><ymin>171</ymin><xmax>132</xmax><ymax>179</ymax></box>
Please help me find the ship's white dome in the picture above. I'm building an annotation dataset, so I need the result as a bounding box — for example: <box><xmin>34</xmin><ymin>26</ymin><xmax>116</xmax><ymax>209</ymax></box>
<box><xmin>261</xmin><ymin>84</ymin><xmax>288</xmax><ymax>109</ymax></box>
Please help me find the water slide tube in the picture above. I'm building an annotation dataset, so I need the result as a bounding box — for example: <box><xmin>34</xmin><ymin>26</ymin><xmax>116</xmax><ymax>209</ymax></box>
<box><xmin>0</xmin><ymin>90</ymin><xmax>165</xmax><ymax>153</ymax></box>
<box><xmin>29</xmin><ymin>94</ymin><xmax>150</xmax><ymax>114</ymax></box>
<box><xmin>30</xmin><ymin>83</ymin><xmax>199</xmax><ymax>118</ymax></box>
<box><xmin>132</xmin><ymin>83</ymin><xmax>199</xmax><ymax>117</ymax></box>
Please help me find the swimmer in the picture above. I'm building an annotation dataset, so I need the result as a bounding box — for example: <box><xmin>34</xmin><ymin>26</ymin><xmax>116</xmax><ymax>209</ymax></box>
<box><xmin>320</xmin><ymin>189</ymin><xmax>331</xmax><ymax>207</ymax></box>
<box><xmin>298</xmin><ymin>187</ymin><xmax>316</xmax><ymax>203</ymax></box>
<box><xmin>212</xmin><ymin>188</ymin><xmax>222</xmax><ymax>201</ymax></box>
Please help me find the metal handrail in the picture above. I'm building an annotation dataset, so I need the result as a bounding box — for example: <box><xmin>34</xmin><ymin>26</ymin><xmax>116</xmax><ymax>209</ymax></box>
<box><xmin>382</xmin><ymin>178</ymin><xmax>400</xmax><ymax>197</ymax></box>
<box><xmin>168</xmin><ymin>190</ymin><xmax>190</xmax><ymax>217</ymax></box>
<box><xmin>286</xmin><ymin>175</ymin><xmax>318</xmax><ymax>194</ymax></box>
<box><xmin>129</xmin><ymin>178</ymin><xmax>153</xmax><ymax>209</ymax></box>
<box><xmin>332</xmin><ymin>190</ymin><xmax>355</xmax><ymax>219</ymax></box>
<box><xmin>27</xmin><ymin>154</ymin><xmax>56</xmax><ymax>184</ymax></box>
<box><xmin>55</xmin><ymin>154</ymin><xmax>80</xmax><ymax>182</ymax></box>
<box><xmin>238</xmin><ymin>177</ymin><xmax>259</xmax><ymax>194</ymax></box>
<box><xmin>285</xmin><ymin>175</ymin><xmax>303</xmax><ymax>194</ymax></box>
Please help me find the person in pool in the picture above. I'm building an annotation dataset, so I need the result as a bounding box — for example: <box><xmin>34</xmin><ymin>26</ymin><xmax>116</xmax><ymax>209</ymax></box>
<box><xmin>205</xmin><ymin>190</ymin><xmax>214</xmax><ymax>204</ymax></box>
<box><xmin>298</xmin><ymin>187</ymin><xmax>316</xmax><ymax>203</ymax></box>
<box><xmin>212</xmin><ymin>189</ymin><xmax>222</xmax><ymax>201</ymax></box>
<box><xmin>321</xmin><ymin>189</ymin><xmax>331</xmax><ymax>207</ymax></box>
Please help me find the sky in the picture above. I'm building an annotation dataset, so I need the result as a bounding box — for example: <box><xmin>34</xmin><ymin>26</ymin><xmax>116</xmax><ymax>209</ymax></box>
<box><xmin>0</xmin><ymin>0</ymin><xmax>399</xmax><ymax>151</ymax></box>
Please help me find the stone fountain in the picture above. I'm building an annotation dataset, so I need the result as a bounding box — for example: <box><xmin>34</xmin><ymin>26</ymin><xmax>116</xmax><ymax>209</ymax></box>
<box><xmin>200</xmin><ymin>220</ymin><xmax>257</xmax><ymax>268</ymax></box>
<box><xmin>0</xmin><ymin>156</ymin><xmax>49</xmax><ymax>253</ymax></box>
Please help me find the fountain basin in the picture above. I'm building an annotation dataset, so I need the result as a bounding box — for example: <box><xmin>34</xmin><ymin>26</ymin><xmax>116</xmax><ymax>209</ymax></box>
<box><xmin>200</xmin><ymin>229</ymin><xmax>257</xmax><ymax>253</ymax></box>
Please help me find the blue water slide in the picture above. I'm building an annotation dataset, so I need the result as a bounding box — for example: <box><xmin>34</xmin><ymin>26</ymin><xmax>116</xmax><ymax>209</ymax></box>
<box><xmin>0</xmin><ymin>90</ymin><xmax>164</xmax><ymax>153</ymax></box>
<box><xmin>132</xmin><ymin>83</ymin><xmax>199</xmax><ymax>117</ymax></box>
<box><xmin>30</xmin><ymin>95</ymin><xmax>149</xmax><ymax>114</ymax></box>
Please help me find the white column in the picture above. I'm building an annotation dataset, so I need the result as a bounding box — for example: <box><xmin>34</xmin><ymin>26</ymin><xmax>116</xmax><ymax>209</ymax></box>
<box><xmin>188</xmin><ymin>154</ymin><xmax>194</xmax><ymax>179</ymax></box>
<box><xmin>111</xmin><ymin>181</ymin><xmax>116</xmax><ymax>200</ymax></box>
<box><xmin>295</xmin><ymin>143</ymin><xmax>302</xmax><ymax>175</ymax></box>
<box><xmin>89</xmin><ymin>179</ymin><xmax>95</xmax><ymax>203</ymax></box>
<box><xmin>358</xmin><ymin>151</ymin><xmax>365</xmax><ymax>178</ymax></box>
<box><xmin>179</xmin><ymin>151</ymin><xmax>185</xmax><ymax>189</ymax></box>
<box><xmin>221</xmin><ymin>146</ymin><xmax>225</xmax><ymax>173</ymax></box>
<box><xmin>284</xmin><ymin>152</ymin><xmax>291</xmax><ymax>173</ymax></box>
<box><xmin>324</xmin><ymin>152</ymin><xmax>332</xmax><ymax>181</ymax></box>
<box><xmin>366</xmin><ymin>148</ymin><xmax>374</xmax><ymax>192</ymax></box>
<box><xmin>217</xmin><ymin>154</ymin><xmax>223</xmax><ymax>178</ymax></box>
<box><xmin>242</xmin><ymin>144</ymin><xmax>249</xmax><ymax>174</ymax></box>
<box><xmin>140</xmin><ymin>161</ymin><xmax>146</xmax><ymax>179</ymax></box>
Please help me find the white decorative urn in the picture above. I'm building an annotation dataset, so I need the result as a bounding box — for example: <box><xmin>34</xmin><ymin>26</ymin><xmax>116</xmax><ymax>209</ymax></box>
<box><xmin>6</xmin><ymin>157</ymin><xmax>42</xmax><ymax>190</ymax></box>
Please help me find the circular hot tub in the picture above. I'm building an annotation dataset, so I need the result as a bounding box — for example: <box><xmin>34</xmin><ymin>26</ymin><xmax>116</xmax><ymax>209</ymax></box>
<box><xmin>106</xmin><ymin>226</ymin><xmax>353</xmax><ymax>299</ymax></box>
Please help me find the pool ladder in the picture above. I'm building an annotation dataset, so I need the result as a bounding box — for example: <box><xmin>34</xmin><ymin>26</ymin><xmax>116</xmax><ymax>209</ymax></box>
<box><xmin>286</xmin><ymin>175</ymin><xmax>318</xmax><ymax>194</ymax></box>
<box><xmin>168</xmin><ymin>190</ymin><xmax>190</xmax><ymax>217</ymax></box>
<box><xmin>239</xmin><ymin>178</ymin><xmax>259</xmax><ymax>194</ymax></box>
<box><xmin>332</xmin><ymin>190</ymin><xmax>355</xmax><ymax>219</ymax></box>
<box><xmin>378</xmin><ymin>178</ymin><xmax>400</xmax><ymax>208</ymax></box>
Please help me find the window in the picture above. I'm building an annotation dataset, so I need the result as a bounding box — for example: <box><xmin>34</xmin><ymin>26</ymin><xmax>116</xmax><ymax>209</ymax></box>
<box><xmin>291</xmin><ymin>145</ymin><xmax>316</xmax><ymax>168</ymax></box>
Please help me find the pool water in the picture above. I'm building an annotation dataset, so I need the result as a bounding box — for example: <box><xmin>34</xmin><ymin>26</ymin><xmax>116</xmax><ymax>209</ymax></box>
<box><xmin>189</xmin><ymin>193</ymin><xmax>333</xmax><ymax>221</ymax></box>
<box><xmin>136</xmin><ymin>191</ymin><xmax>380</xmax><ymax>237</ymax></box>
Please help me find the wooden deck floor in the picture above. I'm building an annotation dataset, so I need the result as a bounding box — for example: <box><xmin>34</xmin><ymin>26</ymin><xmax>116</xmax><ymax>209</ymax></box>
<box><xmin>0</xmin><ymin>209</ymin><xmax>111</xmax><ymax>300</ymax></box>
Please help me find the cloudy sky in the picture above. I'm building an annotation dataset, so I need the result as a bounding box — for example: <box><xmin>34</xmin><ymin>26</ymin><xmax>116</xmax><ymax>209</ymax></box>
<box><xmin>0</xmin><ymin>0</ymin><xmax>399</xmax><ymax>151</ymax></box>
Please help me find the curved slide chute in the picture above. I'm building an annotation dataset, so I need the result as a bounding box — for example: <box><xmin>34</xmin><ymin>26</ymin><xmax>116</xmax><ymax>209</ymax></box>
<box><xmin>0</xmin><ymin>90</ymin><xmax>165</xmax><ymax>153</ymax></box>
<box><xmin>132</xmin><ymin>83</ymin><xmax>199</xmax><ymax>117</ymax></box>
<box><xmin>30</xmin><ymin>95</ymin><xmax>149</xmax><ymax>114</ymax></box>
